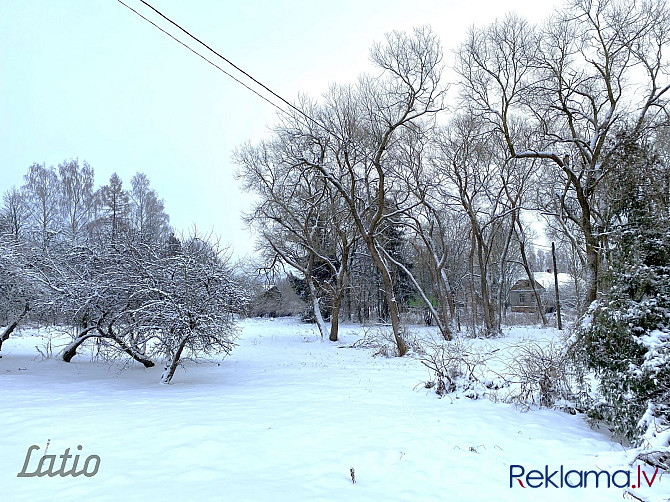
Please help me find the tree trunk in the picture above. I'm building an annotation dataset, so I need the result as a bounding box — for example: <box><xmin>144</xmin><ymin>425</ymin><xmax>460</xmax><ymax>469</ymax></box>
<box><xmin>469</xmin><ymin>233</ymin><xmax>477</xmax><ymax>336</ymax></box>
<box><xmin>62</xmin><ymin>326</ymin><xmax>99</xmax><ymax>362</ymax></box>
<box><xmin>552</xmin><ymin>242</ymin><xmax>563</xmax><ymax>330</ymax></box>
<box><xmin>439</xmin><ymin>268</ymin><xmax>456</xmax><ymax>320</ymax></box>
<box><xmin>584</xmin><ymin>233</ymin><xmax>599</xmax><ymax>307</ymax></box>
<box><xmin>328</xmin><ymin>247</ymin><xmax>350</xmax><ymax>342</ymax></box>
<box><xmin>569</xmin><ymin>163</ymin><xmax>599</xmax><ymax>308</ymax></box>
<box><xmin>0</xmin><ymin>304</ymin><xmax>30</xmax><ymax>352</ymax></box>
<box><xmin>367</xmin><ymin>240</ymin><xmax>407</xmax><ymax>356</ymax></box>
<box><xmin>330</xmin><ymin>302</ymin><xmax>341</xmax><ymax>342</ymax></box>
<box><xmin>495</xmin><ymin>218</ymin><xmax>516</xmax><ymax>330</ymax></box>
<box><xmin>329</xmin><ymin>271</ymin><xmax>344</xmax><ymax>342</ymax></box>
<box><xmin>306</xmin><ymin>255</ymin><xmax>329</xmax><ymax>339</ymax></box>
<box><xmin>381</xmin><ymin>247</ymin><xmax>452</xmax><ymax>340</ymax></box>
<box><xmin>161</xmin><ymin>335</ymin><xmax>189</xmax><ymax>384</ymax></box>
<box><xmin>475</xmin><ymin>235</ymin><xmax>498</xmax><ymax>336</ymax></box>
<box><xmin>434</xmin><ymin>277</ymin><xmax>454</xmax><ymax>337</ymax></box>
<box><xmin>516</xmin><ymin>229</ymin><xmax>548</xmax><ymax>326</ymax></box>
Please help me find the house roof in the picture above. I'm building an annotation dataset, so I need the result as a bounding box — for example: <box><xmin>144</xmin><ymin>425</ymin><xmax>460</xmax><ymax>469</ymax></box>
<box><xmin>510</xmin><ymin>278</ymin><xmax>545</xmax><ymax>291</ymax></box>
<box><xmin>511</xmin><ymin>272</ymin><xmax>574</xmax><ymax>291</ymax></box>
<box><xmin>532</xmin><ymin>272</ymin><xmax>574</xmax><ymax>289</ymax></box>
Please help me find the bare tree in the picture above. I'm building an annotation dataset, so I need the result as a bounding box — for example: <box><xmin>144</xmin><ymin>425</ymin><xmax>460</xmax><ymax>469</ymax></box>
<box><xmin>501</xmin><ymin>155</ymin><xmax>548</xmax><ymax>325</ymax></box>
<box><xmin>383</xmin><ymin>128</ymin><xmax>456</xmax><ymax>339</ymax></box>
<box><xmin>297</xmin><ymin>27</ymin><xmax>446</xmax><ymax>354</ymax></box>
<box><xmin>457</xmin><ymin>1</ymin><xmax>670</xmax><ymax>307</ymax></box>
<box><xmin>236</xmin><ymin>125</ymin><xmax>356</xmax><ymax>341</ymax></box>
<box><xmin>433</xmin><ymin>114</ymin><xmax>519</xmax><ymax>336</ymax></box>
<box><xmin>23</xmin><ymin>163</ymin><xmax>60</xmax><ymax>248</ymax></box>
<box><xmin>58</xmin><ymin>159</ymin><xmax>95</xmax><ymax>244</ymax></box>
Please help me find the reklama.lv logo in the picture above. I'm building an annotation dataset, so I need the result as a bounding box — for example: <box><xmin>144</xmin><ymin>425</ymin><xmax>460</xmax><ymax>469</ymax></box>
<box><xmin>510</xmin><ymin>464</ymin><xmax>662</xmax><ymax>489</ymax></box>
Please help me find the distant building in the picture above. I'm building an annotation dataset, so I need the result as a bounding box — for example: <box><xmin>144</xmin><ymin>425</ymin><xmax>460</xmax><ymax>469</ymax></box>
<box><xmin>509</xmin><ymin>271</ymin><xmax>576</xmax><ymax>313</ymax></box>
<box><xmin>250</xmin><ymin>282</ymin><xmax>306</xmax><ymax>318</ymax></box>
<box><xmin>509</xmin><ymin>278</ymin><xmax>546</xmax><ymax>313</ymax></box>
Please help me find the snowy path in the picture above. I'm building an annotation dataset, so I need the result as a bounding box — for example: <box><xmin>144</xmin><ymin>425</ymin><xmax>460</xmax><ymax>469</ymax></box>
<box><xmin>0</xmin><ymin>318</ymin><xmax>665</xmax><ymax>501</ymax></box>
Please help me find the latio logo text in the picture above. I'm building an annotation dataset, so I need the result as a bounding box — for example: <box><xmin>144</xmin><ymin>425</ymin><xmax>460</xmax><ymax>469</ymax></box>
<box><xmin>17</xmin><ymin>444</ymin><xmax>101</xmax><ymax>478</ymax></box>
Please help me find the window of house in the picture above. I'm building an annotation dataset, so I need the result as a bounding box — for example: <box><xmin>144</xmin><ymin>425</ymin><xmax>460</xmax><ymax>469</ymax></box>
<box><xmin>519</xmin><ymin>293</ymin><xmax>526</xmax><ymax>304</ymax></box>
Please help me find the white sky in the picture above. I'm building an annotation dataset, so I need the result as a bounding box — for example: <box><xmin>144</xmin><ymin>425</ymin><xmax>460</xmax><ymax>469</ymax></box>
<box><xmin>0</xmin><ymin>0</ymin><xmax>562</xmax><ymax>258</ymax></box>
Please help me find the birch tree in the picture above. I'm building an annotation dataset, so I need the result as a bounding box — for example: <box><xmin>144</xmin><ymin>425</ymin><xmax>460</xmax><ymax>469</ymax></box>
<box><xmin>58</xmin><ymin>159</ymin><xmax>95</xmax><ymax>244</ymax></box>
<box><xmin>23</xmin><ymin>163</ymin><xmax>60</xmax><ymax>248</ymax></box>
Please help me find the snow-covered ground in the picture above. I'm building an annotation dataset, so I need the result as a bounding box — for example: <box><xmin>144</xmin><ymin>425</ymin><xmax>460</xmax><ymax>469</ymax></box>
<box><xmin>0</xmin><ymin>318</ymin><xmax>667</xmax><ymax>501</ymax></box>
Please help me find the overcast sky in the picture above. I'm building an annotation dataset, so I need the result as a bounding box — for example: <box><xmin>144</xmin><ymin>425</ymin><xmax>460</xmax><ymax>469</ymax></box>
<box><xmin>0</xmin><ymin>0</ymin><xmax>562</xmax><ymax>258</ymax></box>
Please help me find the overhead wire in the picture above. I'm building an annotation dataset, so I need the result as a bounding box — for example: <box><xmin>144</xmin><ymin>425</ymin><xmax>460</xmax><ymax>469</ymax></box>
<box><xmin>116</xmin><ymin>0</ymin><xmax>445</xmax><ymax>198</ymax></box>
<box><xmin>116</xmin><ymin>0</ymin><xmax>345</xmax><ymax>145</ymax></box>
<box><xmin>115</xmin><ymin>1</ymin><xmax>558</xmax><ymax>261</ymax></box>
<box><xmin>115</xmin><ymin>0</ymin><xmax>289</xmax><ymax>117</ymax></box>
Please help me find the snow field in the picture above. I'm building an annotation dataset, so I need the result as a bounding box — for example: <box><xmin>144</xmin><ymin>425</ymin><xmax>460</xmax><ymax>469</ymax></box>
<box><xmin>0</xmin><ymin>318</ymin><xmax>667</xmax><ymax>501</ymax></box>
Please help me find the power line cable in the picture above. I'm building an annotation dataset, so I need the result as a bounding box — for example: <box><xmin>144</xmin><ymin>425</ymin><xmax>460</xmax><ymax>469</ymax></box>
<box><xmin>137</xmin><ymin>1</ymin><xmax>301</xmax><ymax>117</ymax></box>
<box><xmin>116</xmin><ymin>0</ymin><xmax>289</xmax><ymax>116</ymax></box>
<box><xmin>137</xmin><ymin>0</ymin><xmax>334</xmax><ymax>137</ymax></box>
<box><xmin>115</xmin><ymin>2</ymin><xmax>552</xmax><ymax>250</ymax></box>
<box><xmin>116</xmin><ymin>0</ymin><xmax>416</xmax><ymax>175</ymax></box>
<box><xmin>119</xmin><ymin>0</ymin><xmax>341</xmax><ymax>142</ymax></box>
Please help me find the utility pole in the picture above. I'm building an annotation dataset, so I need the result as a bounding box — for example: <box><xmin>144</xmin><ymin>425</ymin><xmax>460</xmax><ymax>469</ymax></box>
<box><xmin>552</xmin><ymin>242</ymin><xmax>562</xmax><ymax>330</ymax></box>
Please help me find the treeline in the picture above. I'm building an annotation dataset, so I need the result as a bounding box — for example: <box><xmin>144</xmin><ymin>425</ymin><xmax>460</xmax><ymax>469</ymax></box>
<box><xmin>3</xmin><ymin>161</ymin><xmax>170</xmax><ymax>248</ymax></box>
<box><xmin>237</xmin><ymin>0</ymin><xmax>670</xmax><ymax>448</ymax></box>
<box><xmin>238</xmin><ymin>2</ymin><xmax>670</xmax><ymax>347</ymax></box>
<box><xmin>0</xmin><ymin>160</ymin><xmax>243</xmax><ymax>383</ymax></box>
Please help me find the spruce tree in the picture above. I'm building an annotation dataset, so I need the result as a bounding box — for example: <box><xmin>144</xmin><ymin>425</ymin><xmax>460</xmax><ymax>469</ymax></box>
<box><xmin>573</xmin><ymin>133</ymin><xmax>669</xmax><ymax>458</ymax></box>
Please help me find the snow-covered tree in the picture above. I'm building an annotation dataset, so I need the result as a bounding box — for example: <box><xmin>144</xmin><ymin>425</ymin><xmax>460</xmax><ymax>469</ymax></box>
<box><xmin>144</xmin><ymin>234</ymin><xmax>244</xmax><ymax>383</ymax></box>
<box><xmin>0</xmin><ymin>236</ymin><xmax>44</xmax><ymax>351</ymax></box>
<box><xmin>23</xmin><ymin>163</ymin><xmax>60</xmax><ymax>248</ymax></box>
<box><xmin>58</xmin><ymin>159</ymin><xmax>95</xmax><ymax>244</ymax></box>
<box><xmin>53</xmin><ymin>242</ymin><xmax>156</xmax><ymax>367</ymax></box>
<box><xmin>57</xmin><ymin>233</ymin><xmax>244</xmax><ymax>384</ymax></box>
<box><xmin>572</xmin><ymin>133</ymin><xmax>669</xmax><ymax>464</ymax></box>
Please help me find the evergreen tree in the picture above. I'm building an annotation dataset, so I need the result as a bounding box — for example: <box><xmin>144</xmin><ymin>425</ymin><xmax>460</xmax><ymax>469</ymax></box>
<box><xmin>97</xmin><ymin>173</ymin><xmax>130</xmax><ymax>243</ymax></box>
<box><xmin>573</xmin><ymin>133</ymin><xmax>669</xmax><ymax>458</ymax></box>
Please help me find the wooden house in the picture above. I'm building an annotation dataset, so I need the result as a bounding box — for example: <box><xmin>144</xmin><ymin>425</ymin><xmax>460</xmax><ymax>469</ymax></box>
<box><xmin>509</xmin><ymin>272</ymin><xmax>576</xmax><ymax>313</ymax></box>
<box><xmin>509</xmin><ymin>278</ymin><xmax>546</xmax><ymax>313</ymax></box>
